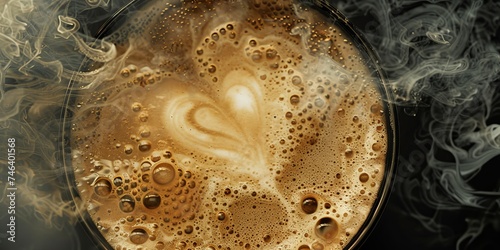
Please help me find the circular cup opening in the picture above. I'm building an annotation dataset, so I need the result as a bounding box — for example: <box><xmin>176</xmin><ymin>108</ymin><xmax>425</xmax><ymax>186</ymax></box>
<box><xmin>63</xmin><ymin>0</ymin><xmax>397</xmax><ymax>249</ymax></box>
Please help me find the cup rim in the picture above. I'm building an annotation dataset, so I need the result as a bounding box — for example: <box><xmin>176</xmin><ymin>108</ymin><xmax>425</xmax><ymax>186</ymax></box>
<box><xmin>61</xmin><ymin>1</ymin><xmax>399</xmax><ymax>249</ymax></box>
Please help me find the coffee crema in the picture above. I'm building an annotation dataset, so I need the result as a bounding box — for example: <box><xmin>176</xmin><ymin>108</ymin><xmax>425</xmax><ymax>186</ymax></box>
<box><xmin>70</xmin><ymin>0</ymin><xmax>391</xmax><ymax>249</ymax></box>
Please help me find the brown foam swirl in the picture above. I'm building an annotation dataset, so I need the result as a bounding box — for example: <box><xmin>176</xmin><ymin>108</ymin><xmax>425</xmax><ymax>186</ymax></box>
<box><xmin>70</xmin><ymin>1</ymin><xmax>391</xmax><ymax>249</ymax></box>
<box><xmin>164</xmin><ymin>69</ymin><xmax>266</xmax><ymax>169</ymax></box>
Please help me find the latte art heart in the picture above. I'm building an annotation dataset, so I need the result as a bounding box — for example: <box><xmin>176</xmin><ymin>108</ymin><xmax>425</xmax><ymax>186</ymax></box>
<box><xmin>164</xmin><ymin>72</ymin><xmax>265</xmax><ymax>168</ymax></box>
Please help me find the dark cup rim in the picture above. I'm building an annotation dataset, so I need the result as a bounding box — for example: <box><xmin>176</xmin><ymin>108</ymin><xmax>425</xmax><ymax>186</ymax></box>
<box><xmin>62</xmin><ymin>1</ymin><xmax>399</xmax><ymax>249</ymax></box>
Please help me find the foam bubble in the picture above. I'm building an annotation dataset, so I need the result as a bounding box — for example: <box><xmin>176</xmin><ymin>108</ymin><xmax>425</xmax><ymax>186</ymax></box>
<box><xmin>93</xmin><ymin>178</ymin><xmax>112</xmax><ymax>196</ymax></box>
<box><xmin>119</xmin><ymin>195</ymin><xmax>135</xmax><ymax>213</ymax></box>
<box><xmin>143</xmin><ymin>192</ymin><xmax>161</xmax><ymax>209</ymax></box>
<box><xmin>130</xmin><ymin>228</ymin><xmax>149</xmax><ymax>244</ymax></box>
<box><xmin>152</xmin><ymin>163</ymin><xmax>176</xmax><ymax>185</ymax></box>
<box><xmin>301</xmin><ymin>196</ymin><xmax>319</xmax><ymax>214</ymax></box>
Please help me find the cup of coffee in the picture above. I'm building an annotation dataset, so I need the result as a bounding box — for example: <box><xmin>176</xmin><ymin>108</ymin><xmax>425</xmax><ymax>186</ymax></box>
<box><xmin>66</xmin><ymin>0</ymin><xmax>397</xmax><ymax>249</ymax></box>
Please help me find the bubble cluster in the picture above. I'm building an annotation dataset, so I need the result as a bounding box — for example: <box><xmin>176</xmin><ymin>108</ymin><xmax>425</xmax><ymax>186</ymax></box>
<box><xmin>70</xmin><ymin>0</ymin><xmax>391</xmax><ymax>249</ymax></box>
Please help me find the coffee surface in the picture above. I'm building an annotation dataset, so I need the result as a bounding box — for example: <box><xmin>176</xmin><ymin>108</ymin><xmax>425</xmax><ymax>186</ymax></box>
<box><xmin>70</xmin><ymin>0</ymin><xmax>389</xmax><ymax>249</ymax></box>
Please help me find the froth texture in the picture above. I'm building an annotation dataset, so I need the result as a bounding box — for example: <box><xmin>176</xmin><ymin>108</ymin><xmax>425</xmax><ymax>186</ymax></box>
<box><xmin>70</xmin><ymin>0</ymin><xmax>390</xmax><ymax>249</ymax></box>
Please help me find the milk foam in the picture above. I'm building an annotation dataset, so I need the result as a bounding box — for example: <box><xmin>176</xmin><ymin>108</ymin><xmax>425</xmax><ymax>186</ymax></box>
<box><xmin>71</xmin><ymin>0</ymin><xmax>390</xmax><ymax>249</ymax></box>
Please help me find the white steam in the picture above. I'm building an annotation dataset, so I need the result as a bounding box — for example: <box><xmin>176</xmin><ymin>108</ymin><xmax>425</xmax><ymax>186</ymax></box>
<box><xmin>0</xmin><ymin>0</ymin><xmax>126</xmax><ymax>248</ymax></box>
<box><xmin>335</xmin><ymin>0</ymin><xmax>500</xmax><ymax>248</ymax></box>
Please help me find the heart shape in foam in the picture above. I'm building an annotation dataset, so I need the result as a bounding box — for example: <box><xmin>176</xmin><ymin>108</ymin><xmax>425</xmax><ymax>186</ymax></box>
<box><xmin>164</xmin><ymin>70</ymin><xmax>265</xmax><ymax>168</ymax></box>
